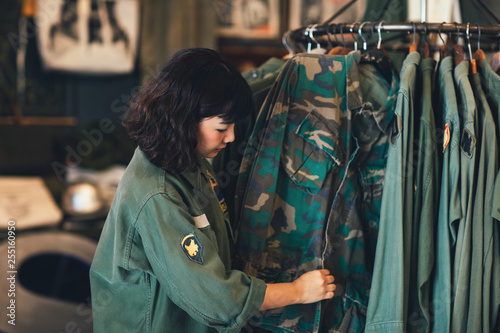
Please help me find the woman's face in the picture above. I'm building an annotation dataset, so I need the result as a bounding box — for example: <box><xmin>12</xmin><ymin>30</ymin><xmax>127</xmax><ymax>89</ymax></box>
<box><xmin>195</xmin><ymin>116</ymin><xmax>235</xmax><ymax>158</ymax></box>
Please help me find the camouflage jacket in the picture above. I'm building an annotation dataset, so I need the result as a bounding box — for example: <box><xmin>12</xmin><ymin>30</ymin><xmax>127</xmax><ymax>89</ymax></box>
<box><xmin>234</xmin><ymin>51</ymin><xmax>399</xmax><ymax>333</ymax></box>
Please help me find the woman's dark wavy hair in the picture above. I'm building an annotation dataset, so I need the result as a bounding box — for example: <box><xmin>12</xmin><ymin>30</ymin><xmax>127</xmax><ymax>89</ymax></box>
<box><xmin>123</xmin><ymin>48</ymin><xmax>252</xmax><ymax>174</ymax></box>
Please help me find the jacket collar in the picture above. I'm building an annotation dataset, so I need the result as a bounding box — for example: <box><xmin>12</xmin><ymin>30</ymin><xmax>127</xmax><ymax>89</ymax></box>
<box><xmin>345</xmin><ymin>50</ymin><xmax>400</xmax><ymax>134</ymax></box>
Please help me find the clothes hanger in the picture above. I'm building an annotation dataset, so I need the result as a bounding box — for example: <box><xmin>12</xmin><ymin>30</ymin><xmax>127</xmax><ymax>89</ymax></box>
<box><xmin>305</xmin><ymin>24</ymin><xmax>314</xmax><ymax>53</ymax></box>
<box><xmin>418</xmin><ymin>24</ymin><xmax>430</xmax><ymax>59</ymax></box>
<box><xmin>473</xmin><ymin>24</ymin><xmax>487</xmax><ymax>69</ymax></box>
<box><xmin>452</xmin><ymin>22</ymin><xmax>465</xmax><ymax>66</ymax></box>
<box><xmin>307</xmin><ymin>24</ymin><xmax>326</xmax><ymax>54</ymax></box>
<box><xmin>409</xmin><ymin>22</ymin><xmax>418</xmax><ymax>53</ymax></box>
<box><xmin>466</xmin><ymin>23</ymin><xmax>477</xmax><ymax>74</ymax></box>
<box><xmin>359</xmin><ymin>21</ymin><xmax>393</xmax><ymax>85</ymax></box>
<box><xmin>350</xmin><ymin>22</ymin><xmax>359</xmax><ymax>51</ymax></box>
<box><xmin>328</xmin><ymin>24</ymin><xmax>353</xmax><ymax>55</ymax></box>
<box><xmin>325</xmin><ymin>25</ymin><xmax>334</xmax><ymax>50</ymax></box>
<box><xmin>358</xmin><ymin>21</ymin><xmax>370</xmax><ymax>51</ymax></box>
<box><xmin>282</xmin><ymin>30</ymin><xmax>295</xmax><ymax>60</ymax></box>
<box><xmin>341</xmin><ymin>24</ymin><xmax>347</xmax><ymax>49</ymax></box>
<box><xmin>439</xmin><ymin>22</ymin><xmax>452</xmax><ymax>59</ymax></box>
<box><xmin>327</xmin><ymin>25</ymin><xmax>340</xmax><ymax>55</ymax></box>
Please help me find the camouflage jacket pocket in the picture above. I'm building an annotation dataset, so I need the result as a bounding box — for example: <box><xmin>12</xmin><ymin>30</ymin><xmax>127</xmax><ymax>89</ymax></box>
<box><xmin>282</xmin><ymin>110</ymin><xmax>342</xmax><ymax>194</ymax></box>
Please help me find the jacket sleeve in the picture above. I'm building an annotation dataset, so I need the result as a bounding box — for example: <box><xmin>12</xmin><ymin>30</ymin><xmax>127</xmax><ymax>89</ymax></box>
<box><xmin>134</xmin><ymin>192</ymin><xmax>266</xmax><ymax>332</ymax></box>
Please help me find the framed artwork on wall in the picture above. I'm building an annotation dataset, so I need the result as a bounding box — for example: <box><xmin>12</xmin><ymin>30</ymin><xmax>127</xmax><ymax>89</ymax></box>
<box><xmin>36</xmin><ymin>0</ymin><xmax>139</xmax><ymax>74</ymax></box>
<box><xmin>215</xmin><ymin>0</ymin><xmax>281</xmax><ymax>39</ymax></box>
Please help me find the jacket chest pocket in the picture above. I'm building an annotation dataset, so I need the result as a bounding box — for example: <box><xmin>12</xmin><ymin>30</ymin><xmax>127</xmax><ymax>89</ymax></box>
<box><xmin>282</xmin><ymin>110</ymin><xmax>343</xmax><ymax>194</ymax></box>
<box><xmin>193</xmin><ymin>214</ymin><xmax>219</xmax><ymax>252</ymax></box>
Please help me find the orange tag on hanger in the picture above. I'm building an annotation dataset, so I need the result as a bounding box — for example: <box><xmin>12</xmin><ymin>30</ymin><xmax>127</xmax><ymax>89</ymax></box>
<box><xmin>443</xmin><ymin>123</ymin><xmax>450</xmax><ymax>153</ymax></box>
<box><xmin>471</xmin><ymin>59</ymin><xmax>477</xmax><ymax>74</ymax></box>
<box><xmin>475</xmin><ymin>49</ymin><xmax>486</xmax><ymax>69</ymax></box>
<box><xmin>22</xmin><ymin>0</ymin><xmax>35</xmax><ymax>17</ymax></box>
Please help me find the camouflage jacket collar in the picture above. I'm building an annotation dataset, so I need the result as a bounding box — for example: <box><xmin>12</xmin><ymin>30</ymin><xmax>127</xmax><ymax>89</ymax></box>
<box><xmin>345</xmin><ymin>50</ymin><xmax>399</xmax><ymax>135</ymax></box>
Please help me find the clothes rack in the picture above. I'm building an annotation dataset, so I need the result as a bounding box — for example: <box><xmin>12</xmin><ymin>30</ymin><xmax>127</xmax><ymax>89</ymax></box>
<box><xmin>287</xmin><ymin>21</ymin><xmax>500</xmax><ymax>50</ymax></box>
<box><xmin>228</xmin><ymin>14</ymin><xmax>500</xmax><ymax>333</ymax></box>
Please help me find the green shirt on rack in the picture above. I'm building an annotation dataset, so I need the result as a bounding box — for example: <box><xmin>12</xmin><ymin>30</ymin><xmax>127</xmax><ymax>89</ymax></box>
<box><xmin>470</xmin><ymin>69</ymin><xmax>499</xmax><ymax>333</ymax></box>
<box><xmin>407</xmin><ymin>57</ymin><xmax>439</xmax><ymax>333</ymax></box>
<box><xmin>431</xmin><ymin>55</ymin><xmax>462</xmax><ymax>333</ymax></box>
<box><xmin>451</xmin><ymin>60</ymin><xmax>478</xmax><ymax>332</ymax></box>
<box><xmin>365</xmin><ymin>51</ymin><xmax>420</xmax><ymax>333</ymax></box>
<box><xmin>479</xmin><ymin>57</ymin><xmax>500</xmax><ymax>331</ymax></box>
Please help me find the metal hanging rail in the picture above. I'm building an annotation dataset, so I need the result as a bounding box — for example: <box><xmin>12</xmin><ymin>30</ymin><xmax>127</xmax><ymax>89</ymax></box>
<box><xmin>288</xmin><ymin>21</ymin><xmax>500</xmax><ymax>46</ymax></box>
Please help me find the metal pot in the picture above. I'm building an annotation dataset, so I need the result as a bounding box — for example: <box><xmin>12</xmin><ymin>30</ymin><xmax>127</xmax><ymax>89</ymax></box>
<box><xmin>62</xmin><ymin>182</ymin><xmax>105</xmax><ymax>217</ymax></box>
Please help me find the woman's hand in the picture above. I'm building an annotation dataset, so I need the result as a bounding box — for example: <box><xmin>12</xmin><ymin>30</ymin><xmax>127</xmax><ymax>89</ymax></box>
<box><xmin>292</xmin><ymin>269</ymin><xmax>336</xmax><ymax>304</ymax></box>
<box><xmin>259</xmin><ymin>269</ymin><xmax>336</xmax><ymax>311</ymax></box>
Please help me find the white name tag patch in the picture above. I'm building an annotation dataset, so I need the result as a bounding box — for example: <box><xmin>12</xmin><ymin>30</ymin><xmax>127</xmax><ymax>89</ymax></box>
<box><xmin>193</xmin><ymin>214</ymin><xmax>210</xmax><ymax>229</ymax></box>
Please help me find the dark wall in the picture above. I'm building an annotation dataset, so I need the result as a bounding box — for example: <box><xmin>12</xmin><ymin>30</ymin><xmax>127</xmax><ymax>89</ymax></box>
<box><xmin>0</xmin><ymin>1</ymin><xmax>138</xmax><ymax>178</ymax></box>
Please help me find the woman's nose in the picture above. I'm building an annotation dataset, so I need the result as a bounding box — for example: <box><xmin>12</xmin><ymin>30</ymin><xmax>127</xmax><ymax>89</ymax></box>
<box><xmin>224</xmin><ymin>124</ymin><xmax>235</xmax><ymax>143</ymax></box>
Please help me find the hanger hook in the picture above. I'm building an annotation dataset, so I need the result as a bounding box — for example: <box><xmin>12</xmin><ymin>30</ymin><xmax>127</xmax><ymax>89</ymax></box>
<box><xmin>455</xmin><ymin>22</ymin><xmax>460</xmax><ymax>44</ymax></box>
<box><xmin>326</xmin><ymin>25</ymin><xmax>333</xmax><ymax>49</ymax></box>
<box><xmin>411</xmin><ymin>21</ymin><xmax>416</xmax><ymax>44</ymax></box>
<box><xmin>311</xmin><ymin>24</ymin><xmax>321</xmax><ymax>49</ymax></box>
<box><xmin>476</xmin><ymin>23</ymin><xmax>481</xmax><ymax>50</ymax></box>
<box><xmin>340</xmin><ymin>23</ymin><xmax>346</xmax><ymax>47</ymax></box>
<box><xmin>305</xmin><ymin>25</ymin><xmax>311</xmax><ymax>52</ymax></box>
<box><xmin>438</xmin><ymin>22</ymin><xmax>446</xmax><ymax>44</ymax></box>
<box><xmin>282</xmin><ymin>30</ymin><xmax>294</xmax><ymax>57</ymax></box>
<box><xmin>466</xmin><ymin>22</ymin><xmax>473</xmax><ymax>60</ymax></box>
<box><xmin>305</xmin><ymin>24</ymin><xmax>318</xmax><ymax>52</ymax></box>
<box><xmin>350</xmin><ymin>22</ymin><xmax>359</xmax><ymax>51</ymax></box>
<box><xmin>377</xmin><ymin>21</ymin><xmax>385</xmax><ymax>49</ymax></box>
<box><xmin>358</xmin><ymin>21</ymin><xmax>370</xmax><ymax>50</ymax></box>
<box><xmin>331</xmin><ymin>24</ymin><xmax>339</xmax><ymax>46</ymax></box>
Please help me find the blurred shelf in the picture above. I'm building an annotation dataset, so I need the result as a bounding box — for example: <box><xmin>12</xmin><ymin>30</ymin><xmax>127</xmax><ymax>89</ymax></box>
<box><xmin>217</xmin><ymin>37</ymin><xmax>287</xmax><ymax>72</ymax></box>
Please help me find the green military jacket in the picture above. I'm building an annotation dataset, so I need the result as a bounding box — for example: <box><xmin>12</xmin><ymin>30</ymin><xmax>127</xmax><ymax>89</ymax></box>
<box><xmin>235</xmin><ymin>51</ymin><xmax>399</xmax><ymax>332</ymax></box>
<box><xmin>432</xmin><ymin>56</ymin><xmax>462</xmax><ymax>333</ymax></box>
<box><xmin>90</xmin><ymin>148</ymin><xmax>266</xmax><ymax>333</ymax></box>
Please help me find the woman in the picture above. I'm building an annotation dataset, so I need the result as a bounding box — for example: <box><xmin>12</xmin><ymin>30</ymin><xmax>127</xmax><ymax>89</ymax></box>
<box><xmin>89</xmin><ymin>48</ymin><xmax>335</xmax><ymax>333</ymax></box>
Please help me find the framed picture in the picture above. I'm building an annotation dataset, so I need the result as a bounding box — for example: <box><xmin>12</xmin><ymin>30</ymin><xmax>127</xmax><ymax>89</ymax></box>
<box><xmin>36</xmin><ymin>0</ymin><xmax>139</xmax><ymax>74</ymax></box>
<box><xmin>288</xmin><ymin>0</ymin><xmax>366</xmax><ymax>30</ymax></box>
<box><xmin>215</xmin><ymin>0</ymin><xmax>281</xmax><ymax>39</ymax></box>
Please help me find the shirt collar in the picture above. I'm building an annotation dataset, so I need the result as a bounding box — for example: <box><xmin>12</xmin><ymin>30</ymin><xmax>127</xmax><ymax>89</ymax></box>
<box><xmin>345</xmin><ymin>50</ymin><xmax>400</xmax><ymax>134</ymax></box>
<box><xmin>180</xmin><ymin>156</ymin><xmax>211</xmax><ymax>191</ymax></box>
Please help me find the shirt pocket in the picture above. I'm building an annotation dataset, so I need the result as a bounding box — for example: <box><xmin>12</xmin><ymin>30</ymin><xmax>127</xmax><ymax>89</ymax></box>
<box><xmin>282</xmin><ymin>110</ymin><xmax>342</xmax><ymax>194</ymax></box>
<box><xmin>193</xmin><ymin>214</ymin><xmax>219</xmax><ymax>252</ymax></box>
<box><xmin>342</xmin><ymin>278</ymin><xmax>369</xmax><ymax>319</ymax></box>
<box><xmin>358</xmin><ymin>163</ymin><xmax>385</xmax><ymax>246</ymax></box>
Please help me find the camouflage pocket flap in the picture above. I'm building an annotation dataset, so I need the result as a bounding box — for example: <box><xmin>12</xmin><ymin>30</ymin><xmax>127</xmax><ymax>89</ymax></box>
<box><xmin>282</xmin><ymin>110</ymin><xmax>340</xmax><ymax>194</ymax></box>
<box><xmin>296</xmin><ymin>110</ymin><xmax>343</xmax><ymax>165</ymax></box>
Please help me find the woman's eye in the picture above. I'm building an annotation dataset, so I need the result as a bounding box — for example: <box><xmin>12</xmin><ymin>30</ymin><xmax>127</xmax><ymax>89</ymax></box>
<box><xmin>217</xmin><ymin>129</ymin><xmax>228</xmax><ymax>133</ymax></box>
